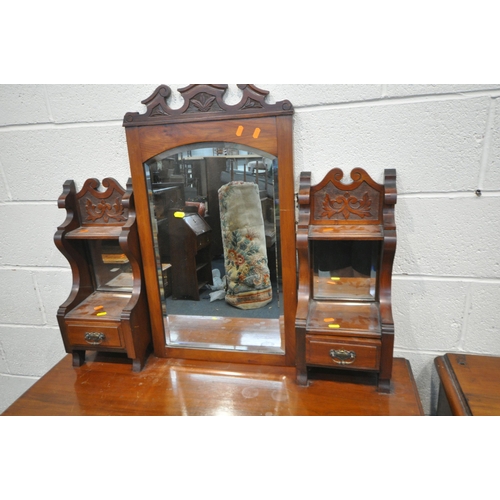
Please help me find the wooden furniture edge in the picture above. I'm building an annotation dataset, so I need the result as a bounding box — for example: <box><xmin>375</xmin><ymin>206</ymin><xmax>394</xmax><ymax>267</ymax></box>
<box><xmin>434</xmin><ymin>354</ymin><xmax>471</xmax><ymax>416</ymax></box>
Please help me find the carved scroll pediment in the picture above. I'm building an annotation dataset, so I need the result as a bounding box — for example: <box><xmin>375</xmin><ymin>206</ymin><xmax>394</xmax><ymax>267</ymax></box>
<box><xmin>76</xmin><ymin>178</ymin><xmax>128</xmax><ymax>225</ymax></box>
<box><xmin>311</xmin><ymin>169</ymin><xmax>384</xmax><ymax>224</ymax></box>
<box><xmin>123</xmin><ymin>84</ymin><xmax>293</xmax><ymax>126</ymax></box>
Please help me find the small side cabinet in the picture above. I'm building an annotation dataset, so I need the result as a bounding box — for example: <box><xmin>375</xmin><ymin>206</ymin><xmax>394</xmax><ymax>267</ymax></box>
<box><xmin>54</xmin><ymin>178</ymin><xmax>151</xmax><ymax>371</ymax></box>
<box><xmin>295</xmin><ymin>168</ymin><xmax>397</xmax><ymax>392</ymax></box>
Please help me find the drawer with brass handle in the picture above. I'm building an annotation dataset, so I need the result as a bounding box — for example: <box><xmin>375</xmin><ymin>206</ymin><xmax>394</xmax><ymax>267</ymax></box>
<box><xmin>66</xmin><ymin>323</ymin><xmax>124</xmax><ymax>349</ymax></box>
<box><xmin>84</xmin><ymin>332</ymin><xmax>106</xmax><ymax>345</ymax></box>
<box><xmin>306</xmin><ymin>335</ymin><xmax>380</xmax><ymax>371</ymax></box>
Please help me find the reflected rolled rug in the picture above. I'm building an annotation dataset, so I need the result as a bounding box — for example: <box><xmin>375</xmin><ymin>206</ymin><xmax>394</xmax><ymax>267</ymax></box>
<box><xmin>218</xmin><ymin>181</ymin><xmax>272</xmax><ymax>310</ymax></box>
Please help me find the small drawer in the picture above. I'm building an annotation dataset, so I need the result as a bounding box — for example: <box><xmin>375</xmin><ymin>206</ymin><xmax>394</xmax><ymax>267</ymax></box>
<box><xmin>66</xmin><ymin>322</ymin><xmax>124</xmax><ymax>349</ymax></box>
<box><xmin>306</xmin><ymin>335</ymin><xmax>380</xmax><ymax>371</ymax></box>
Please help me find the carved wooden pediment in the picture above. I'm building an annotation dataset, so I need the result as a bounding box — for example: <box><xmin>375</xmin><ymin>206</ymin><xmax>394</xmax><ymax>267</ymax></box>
<box><xmin>311</xmin><ymin>168</ymin><xmax>386</xmax><ymax>225</ymax></box>
<box><xmin>123</xmin><ymin>84</ymin><xmax>293</xmax><ymax>126</ymax></box>
<box><xmin>76</xmin><ymin>178</ymin><xmax>129</xmax><ymax>225</ymax></box>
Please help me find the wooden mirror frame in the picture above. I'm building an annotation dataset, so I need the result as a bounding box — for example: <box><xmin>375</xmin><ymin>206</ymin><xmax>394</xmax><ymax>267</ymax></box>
<box><xmin>123</xmin><ymin>84</ymin><xmax>296</xmax><ymax>366</ymax></box>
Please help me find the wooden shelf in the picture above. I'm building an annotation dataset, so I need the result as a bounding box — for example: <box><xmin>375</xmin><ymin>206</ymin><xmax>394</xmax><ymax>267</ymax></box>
<box><xmin>66</xmin><ymin>226</ymin><xmax>123</xmax><ymax>239</ymax></box>
<box><xmin>309</xmin><ymin>224</ymin><xmax>384</xmax><ymax>240</ymax></box>
<box><xmin>66</xmin><ymin>292</ymin><xmax>131</xmax><ymax>322</ymax></box>
<box><xmin>306</xmin><ymin>301</ymin><xmax>381</xmax><ymax>337</ymax></box>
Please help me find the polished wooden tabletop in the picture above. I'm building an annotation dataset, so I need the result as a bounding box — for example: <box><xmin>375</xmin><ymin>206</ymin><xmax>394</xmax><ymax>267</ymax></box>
<box><xmin>2</xmin><ymin>353</ymin><xmax>423</xmax><ymax>416</ymax></box>
<box><xmin>435</xmin><ymin>353</ymin><xmax>500</xmax><ymax>416</ymax></box>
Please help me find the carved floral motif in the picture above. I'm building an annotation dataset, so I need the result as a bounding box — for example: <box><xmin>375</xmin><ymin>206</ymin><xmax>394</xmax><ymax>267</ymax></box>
<box><xmin>321</xmin><ymin>192</ymin><xmax>373</xmax><ymax>220</ymax></box>
<box><xmin>190</xmin><ymin>92</ymin><xmax>218</xmax><ymax>113</ymax></box>
<box><xmin>84</xmin><ymin>198</ymin><xmax>126</xmax><ymax>223</ymax></box>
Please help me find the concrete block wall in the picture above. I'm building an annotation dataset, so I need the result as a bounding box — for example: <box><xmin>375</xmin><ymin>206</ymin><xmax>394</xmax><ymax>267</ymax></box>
<box><xmin>1</xmin><ymin>84</ymin><xmax>499</xmax><ymax>415</ymax></box>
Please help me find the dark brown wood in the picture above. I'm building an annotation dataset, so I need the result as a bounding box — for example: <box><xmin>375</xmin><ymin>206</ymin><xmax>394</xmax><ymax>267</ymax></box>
<box><xmin>54</xmin><ymin>178</ymin><xmax>151</xmax><ymax>371</ymax></box>
<box><xmin>1</xmin><ymin>354</ymin><xmax>423</xmax><ymax>416</ymax></box>
<box><xmin>123</xmin><ymin>85</ymin><xmax>296</xmax><ymax>366</ymax></box>
<box><xmin>295</xmin><ymin>168</ymin><xmax>397</xmax><ymax>392</ymax></box>
<box><xmin>435</xmin><ymin>353</ymin><xmax>500</xmax><ymax>416</ymax></box>
<box><xmin>123</xmin><ymin>84</ymin><xmax>293</xmax><ymax>127</ymax></box>
<box><xmin>167</xmin><ymin>209</ymin><xmax>212</xmax><ymax>300</ymax></box>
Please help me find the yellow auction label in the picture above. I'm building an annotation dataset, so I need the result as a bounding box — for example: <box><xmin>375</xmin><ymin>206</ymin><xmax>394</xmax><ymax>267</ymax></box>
<box><xmin>174</xmin><ymin>211</ymin><xmax>185</xmax><ymax>218</ymax></box>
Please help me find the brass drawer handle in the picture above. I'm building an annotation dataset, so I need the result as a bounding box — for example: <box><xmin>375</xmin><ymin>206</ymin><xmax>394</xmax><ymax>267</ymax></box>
<box><xmin>84</xmin><ymin>332</ymin><xmax>106</xmax><ymax>345</ymax></box>
<box><xmin>329</xmin><ymin>349</ymin><xmax>356</xmax><ymax>365</ymax></box>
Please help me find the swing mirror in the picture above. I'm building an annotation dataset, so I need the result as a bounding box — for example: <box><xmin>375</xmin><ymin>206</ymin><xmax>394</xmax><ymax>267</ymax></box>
<box><xmin>124</xmin><ymin>85</ymin><xmax>296</xmax><ymax>366</ymax></box>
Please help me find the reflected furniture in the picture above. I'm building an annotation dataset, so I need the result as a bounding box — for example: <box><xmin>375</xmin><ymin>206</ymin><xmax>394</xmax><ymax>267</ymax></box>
<box><xmin>1</xmin><ymin>353</ymin><xmax>423</xmax><ymax>416</ymax></box>
<box><xmin>54</xmin><ymin>178</ymin><xmax>151</xmax><ymax>372</ymax></box>
<box><xmin>295</xmin><ymin>168</ymin><xmax>397</xmax><ymax>392</ymax></box>
<box><xmin>435</xmin><ymin>353</ymin><xmax>500</xmax><ymax>416</ymax></box>
<box><xmin>168</xmin><ymin>207</ymin><xmax>213</xmax><ymax>300</ymax></box>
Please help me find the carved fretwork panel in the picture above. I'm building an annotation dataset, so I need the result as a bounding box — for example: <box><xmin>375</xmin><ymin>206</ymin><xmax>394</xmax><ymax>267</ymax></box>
<box><xmin>123</xmin><ymin>84</ymin><xmax>293</xmax><ymax>126</ymax></box>
<box><xmin>310</xmin><ymin>168</ymin><xmax>384</xmax><ymax>225</ymax></box>
<box><xmin>313</xmin><ymin>182</ymin><xmax>381</xmax><ymax>223</ymax></box>
<box><xmin>76</xmin><ymin>178</ymin><xmax>128</xmax><ymax>226</ymax></box>
<box><xmin>185</xmin><ymin>92</ymin><xmax>225</xmax><ymax>114</ymax></box>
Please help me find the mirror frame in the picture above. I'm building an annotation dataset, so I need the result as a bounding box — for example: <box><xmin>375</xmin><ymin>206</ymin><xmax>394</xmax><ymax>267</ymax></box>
<box><xmin>123</xmin><ymin>84</ymin><xmax>296</xmax><ymax>366</ymax></box>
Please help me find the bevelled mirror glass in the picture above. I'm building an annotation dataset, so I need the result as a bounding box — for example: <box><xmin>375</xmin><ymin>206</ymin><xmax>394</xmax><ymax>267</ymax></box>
<box><xmin>124</xmin><ymin>85</ymin><xmax>296</xmax><ymax>366</ymax></box>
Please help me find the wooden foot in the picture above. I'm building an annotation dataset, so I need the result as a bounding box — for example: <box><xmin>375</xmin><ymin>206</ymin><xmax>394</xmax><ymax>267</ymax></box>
<box><xmin>296</xmin><ymin>369</ymin><xmax>309</xmax><ymax>387</ymax></box>
<box><xmin>72</xmin><ymin>350</ymin><xmax>85</xmax><ymax>367</ymax></box>
<box><xmin>377</xmin><ymin>378</ymin><xmax>392</xmax><ymax>394</ymax></box>
<box><xmin>132</xmin><ymin>354</ymin><xmax>148</xmax><ymax>372</ymax></box>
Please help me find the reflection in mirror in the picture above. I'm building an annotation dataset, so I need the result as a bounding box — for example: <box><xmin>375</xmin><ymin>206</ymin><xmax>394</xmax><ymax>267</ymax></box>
<box><xmin>144</xmin><ymin>142</ymin><xmax>283</xmax><ymax>354</ymax></box>
<box><xmin>312</xmin><ymin>240</ymin><xmax>380</xmax><ymax>301</ymax></box>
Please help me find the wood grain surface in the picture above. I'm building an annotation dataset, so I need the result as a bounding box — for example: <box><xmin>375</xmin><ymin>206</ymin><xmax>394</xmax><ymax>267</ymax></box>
<box><xmin>2</xmin><ymin>354</ymin><xmax>423</xmax><ymax>416</ymax></box>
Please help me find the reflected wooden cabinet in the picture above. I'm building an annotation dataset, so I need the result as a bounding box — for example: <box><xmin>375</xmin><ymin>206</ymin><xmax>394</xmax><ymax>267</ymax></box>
<box><xmin>168</xmin><ymin>207</ymin><xmax>213</xmax><ymax>300</ymax></box>
<box><xmin>54</xmin><ymin>178</ymin><xmax>151</xmax><ymax>371</ymax></box>
<box><xmin>295</xmin><ymin>168</ymin><xmax>397</xmax><ymax>392</ymax></box>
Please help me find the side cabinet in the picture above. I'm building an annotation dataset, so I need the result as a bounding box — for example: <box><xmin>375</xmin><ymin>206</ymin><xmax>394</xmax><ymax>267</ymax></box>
<box><xmin>54</xmin><ymin>178</ymin><xmax>151</xmax><ymax>371</ymax></box>
<box><xmin>295</xmin><ymin>168</ymin><xmax>397</xmax><ymax>392</ymax></box>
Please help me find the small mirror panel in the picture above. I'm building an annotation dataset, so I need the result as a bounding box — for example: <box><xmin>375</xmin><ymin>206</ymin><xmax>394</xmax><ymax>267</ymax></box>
<box><xmin>311</xmin><ymin>240</ymin><xmax>380</xmax><ymax>301</ymax></box>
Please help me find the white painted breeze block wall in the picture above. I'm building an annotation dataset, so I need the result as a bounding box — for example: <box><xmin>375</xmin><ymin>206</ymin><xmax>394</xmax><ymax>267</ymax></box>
<box><xmin>1</xmin><ymin>84</ymin><xmax>499</xmax><ymax>415</ymax></box>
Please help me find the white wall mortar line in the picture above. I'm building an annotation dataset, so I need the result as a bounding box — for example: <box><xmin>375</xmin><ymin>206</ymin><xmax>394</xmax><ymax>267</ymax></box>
<box><xmin>0</xmin><ymin>265</ymin><xmax>69</xmax><ymax>272</ymax></box>
<box><xmin>477</xmin><ymin>97</ymin><xmax>497</xmax><ymax>191</ymax></box>
<box><xmin>0</xmin><ymin>119</ymin><xmax>123</xmax><ymax>132</ymax></box>
<box><xmin>296</xmin><ymin>89</ymin><xmax>500</xmax><ymax>113</ymax></box>
<box><xmin>0</xmin><ymin>158</ymin><xmax>13</xmax><ymax>201</ymax></box>
<box><xmin>393</xmin><ymin>274</ymin><xmax>500</xmax><ymax>283</ymax></box>
<box><xmin>458</xmin><ymin>283</ymin><xmax>473</xmax><ymax>350</ymax></box>
<box><xmin>42</xmin><ymin>84</ymin><xmax>55</xmax><ymax>123</ymax></box>
<box><xmin>0</xmin><ymin>200</ymin><xmax>58</xmax><ymax>205</ymax></box>
<box><xmin>0</xmin><ymin>323</ymin><xmax>60</xmax><ymax>330</ymax></box>
<box><xmin>399</xmin><ymin>191</ymin><xmax>500</xmax><ymax>198</ymax></box>
<box><xmin>31</xmin><ymin>273</ymin><xmax>48</xmax><ymax>326</ymax></box>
